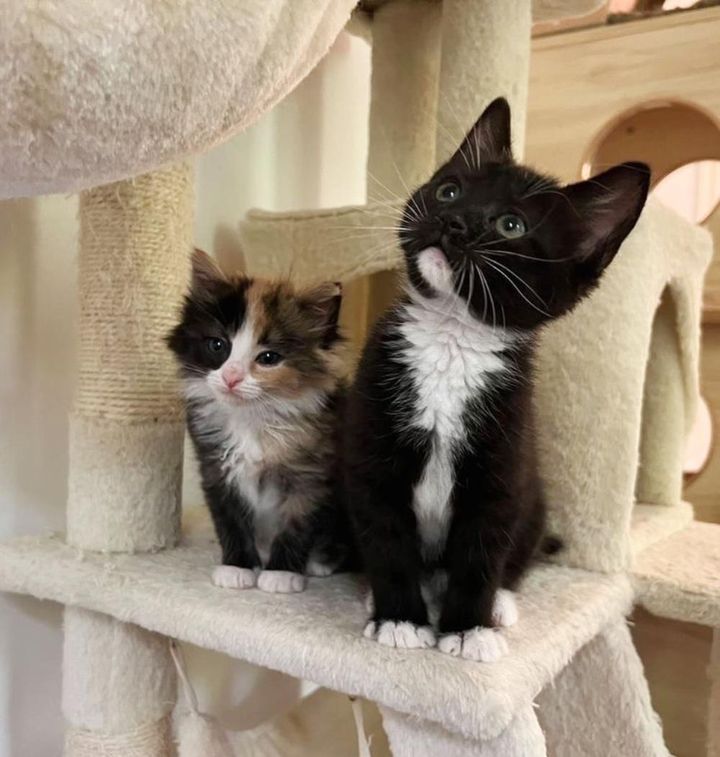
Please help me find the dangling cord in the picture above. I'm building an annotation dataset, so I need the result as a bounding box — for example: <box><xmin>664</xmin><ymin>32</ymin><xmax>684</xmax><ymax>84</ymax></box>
<box><xmin>349</xmin><ymin>696</ymin><xmax>372</xmax><ymax>757</ymax></box>
<box><xmin>170</xmin><ymin>639</ymin><xmax>200</xmax><ymax>715</ymax></box>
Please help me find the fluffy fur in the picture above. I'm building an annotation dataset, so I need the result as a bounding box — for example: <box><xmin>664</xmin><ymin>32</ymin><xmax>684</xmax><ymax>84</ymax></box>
<box><xmin>168</xmin><ymin>251</ymin><xmax>352</xmax><ymax>591</ymax></box>
<box><xmin>344</xmin><ymin>98</ymin><xmax>650</xmax><ymax>659</ymax></box>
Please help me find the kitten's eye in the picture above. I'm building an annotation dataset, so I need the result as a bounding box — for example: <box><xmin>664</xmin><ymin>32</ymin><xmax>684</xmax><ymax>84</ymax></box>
<box><xmin>205</xmin><ymin>337</ymin><xmax>227</xmax><ymax>354</ymax></box>
<box><xmin>495</xmin><ymin>214</ymin><xmax>527</xmax><ymax>239</ymax></box>
<box><xmin>435</xmin><ymin>181</ymin><xmax>461</xmax><ymax>203</ymax></box>
<box><xmin>256</xmin><ymin>350</ymin><xmax>284</xmax><ymax>367</ymax></box>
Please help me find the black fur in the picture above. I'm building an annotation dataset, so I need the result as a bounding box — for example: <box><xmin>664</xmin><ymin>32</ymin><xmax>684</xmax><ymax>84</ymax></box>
<box><xmin>344</xmin><ymin>98</ymin><xmax>649</xmax><ymax>638</ymax></box>
<box><xmin>167</xmin><ymin>254</ymin><xmax>356</xmax><ymax>581</ymax></box>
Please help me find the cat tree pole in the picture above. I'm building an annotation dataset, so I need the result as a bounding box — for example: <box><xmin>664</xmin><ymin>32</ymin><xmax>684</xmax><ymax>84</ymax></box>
<box><xmin>63</xmin><ymin>166</ymin><xmax>192</xmax><ymax>753</ymax></box>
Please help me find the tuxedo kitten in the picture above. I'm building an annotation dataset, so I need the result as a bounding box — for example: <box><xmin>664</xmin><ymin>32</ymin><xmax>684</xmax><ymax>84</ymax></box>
<box><xmin>344</xmin><ymin>98</ymin><xmax>649</xmax><ymax>660</ymax></box>
<box><xmin>168</xmin><ymin>250</ymin><xmax>351</xmax><ymax>593</ymax></box>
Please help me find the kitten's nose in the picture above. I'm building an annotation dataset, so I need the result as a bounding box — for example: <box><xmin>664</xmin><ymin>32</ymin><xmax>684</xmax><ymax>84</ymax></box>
<box><xmin>443</xmin><ymin>215</ymin><xmax>467</xmax><ymax>236</ymax></box>
<box><xmin>222</xmin><ymin>365</ymin><xmax>245</xmax><ymax>390</ymax></box>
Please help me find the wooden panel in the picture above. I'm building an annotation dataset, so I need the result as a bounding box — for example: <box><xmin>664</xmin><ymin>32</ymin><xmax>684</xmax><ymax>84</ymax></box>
<box><xmin>703</xmin><ymin>208</ymin><xmax>720</xmax><ymax>323</ymax></box>
<box><xmin>526</xmin><ymin>6</ymin><xmax>720</xmax><ymax>182</ymax></box>
<box><xmin>632</xmin><ymin>608</ymin><xmax>713</xmax><ymax>757</ymax></box>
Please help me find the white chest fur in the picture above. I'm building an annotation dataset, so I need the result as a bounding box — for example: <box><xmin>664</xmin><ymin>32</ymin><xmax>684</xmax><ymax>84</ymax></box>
<box><xmin>398</xmin><ymin>296</ymin><xmax>512</xmax><ymax>557</ymax></box>
<box><xmin>191</xmin><ymin>401</ymin><xmax>285</xmax><ymax>563</ymax></box>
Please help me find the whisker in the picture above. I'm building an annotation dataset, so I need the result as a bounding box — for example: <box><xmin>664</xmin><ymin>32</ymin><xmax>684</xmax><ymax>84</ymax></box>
<box><xmin>480</xmin><ymin>248</ymin><xmax>574</xmax><ymax>264</ymax></box>
<box><xmin>465</xmin><ymin>256</ymin><xmax>476</xmax><ymax>320</ymax></box>
<box><xmin>483</xmin><ymin>259</ymin><xmax>551</xmax><ymax>317</ymax></box>
<box><xmin>485</xmin><ymin>258</ymin><xmax>548</xmax><ymax>306</ymax></box>
<box><xmin>476</xmin><ymin>263</ymin><xmax>489</xmax><ymax>324</ymax></box>
<box><xmin>366</xmin><ymin>171</ymin><xmax>406</xmax><ymax>203</ymax></box>
<box><xmin>483</xmin><ymin>267</ymin><xmax>498</xmax><ymax>332</ymax></box>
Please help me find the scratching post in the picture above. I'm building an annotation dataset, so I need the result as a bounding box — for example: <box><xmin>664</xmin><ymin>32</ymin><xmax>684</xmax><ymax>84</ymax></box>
<box><xmin>346</xmin><ymin>0</ymin><xmax>442</xmax><ymax>342</ymax></box>
<box><xmin>68</xmin><ymin>164</ymin><xmax>191</xmax><ymax>551</ymax></box>
<box><xmin>63</xmin><ymin>609</ymin><xmax>176</xmax><ymax>755</ymax></box>
<box><xmin>367</xmin><ymin>0</ymin><xmax>440</xmax><ymax>189</ymax></box>
<box><xmin>435</xmin><ymin>0</ymin><xmax>531</xmax><ymax>162</ymax></box>
<box><xmin>356</xmin><ymin>0</ymin><xmax>533</xmax><ymax>338</ymax></box>
<box><xmin>62</xmin><ymin>164</ymin><xmax>192</xmax><ymax>755</ymax></box>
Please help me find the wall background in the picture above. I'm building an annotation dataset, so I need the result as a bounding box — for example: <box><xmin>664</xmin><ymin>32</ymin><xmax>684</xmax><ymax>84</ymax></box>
<box><xmin>0</xmin><ymin>32</ymin><xmax>370</xmax><ymax>755</ymax></box>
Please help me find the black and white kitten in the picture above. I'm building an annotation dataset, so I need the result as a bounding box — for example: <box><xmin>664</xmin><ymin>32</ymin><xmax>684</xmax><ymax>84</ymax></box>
<box><xmin>344</xmin><ymin>98</ymin><xmax>649</xmax><ymax>660</ymax></box>
<box><xmin>168</xmin><ymin>250</ymin><xmax>352</xmax><ymax>593</ymax></box>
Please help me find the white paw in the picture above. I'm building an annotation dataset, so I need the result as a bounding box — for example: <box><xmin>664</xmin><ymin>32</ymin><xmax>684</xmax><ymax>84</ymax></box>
<box><xmin>439</xmin><ymin>627</ymin><xmax>508</xmax><ymax>662</ymax></box>
<box><xmin>257</xmin><ymin>570</ymin><xmax>306</xmax><ymax>593</ymax></box>
<box><xmin>364</xmin><ymin>621</ymin><xmax>436</xmax><ymax>649</ymax></box>
<box><xmin>306</xmin><ymin>559</ymin><xmax>334</xmax><ymax>577</ymax></box>
<box><xmin>492</xmin><ymin>589</ymin><xmax>519</xmax><ymax>627</ymax></box>
<box><xmin>438</xmin><ymin>633</ymin><xmax>463</xmax><ymax>656</ymax></box>
<box><xmin>212</xmin><ymin>566</ymin><xmax>256</xmax><ymax>589</ymax></box>
<box><xmin>462</xmin><ymin>627</ymin><xmax>508</xmax><ymax>661</ymax></box>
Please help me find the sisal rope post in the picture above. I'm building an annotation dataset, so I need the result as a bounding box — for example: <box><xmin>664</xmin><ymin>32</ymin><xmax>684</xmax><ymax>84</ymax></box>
<box><xmin>68</xmin><ymin>163</ymin><xmax>192</xmax><ymax>552</ymax></box>
<box><xmin>63</xmin><ymin>163</ymin><xmax>193</xmax><ymax>756</ymax></box>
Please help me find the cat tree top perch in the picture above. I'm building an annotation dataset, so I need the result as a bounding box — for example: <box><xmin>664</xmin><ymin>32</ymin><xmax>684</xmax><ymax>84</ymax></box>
<box><xmin>1</xmin><ymin>0</ymin><xmax>607</xmax><ymax>198</ymax></box>
<box><xmin>0</xmin><ymin>1</ymin><xmax>717</xmax><ymax>755</ymax></box>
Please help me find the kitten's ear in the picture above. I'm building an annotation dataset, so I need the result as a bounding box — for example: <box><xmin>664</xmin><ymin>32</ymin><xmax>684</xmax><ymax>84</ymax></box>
<box><xmin>454</xmin><ymin>97</ymin><xmax>512</xmax><ymax>167</ymax></box>
<box><xmin>191</xmin><ymin>248</ymin><xmax>227</xmax><ymax>293</ymax></box>
<box><xmin>563</xmin><ymin>162</ymin><xmax>651</xmax><ymax>275</ymax></box>
<box><xmin>300</xmin><ymin>281</ymin><xmax>343</xmax><ymax>347</ymax></box>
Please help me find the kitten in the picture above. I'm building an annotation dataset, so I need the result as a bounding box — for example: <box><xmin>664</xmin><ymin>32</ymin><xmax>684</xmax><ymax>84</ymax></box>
<box><xmin>168</xmin><ymin>250</ymin><xmax>351</xmax><ymax>593</ymax></box>
<box><xmin>344</xmin><ymin>98</ymin><xmax>649</xmax><ymax>660</ymax></box>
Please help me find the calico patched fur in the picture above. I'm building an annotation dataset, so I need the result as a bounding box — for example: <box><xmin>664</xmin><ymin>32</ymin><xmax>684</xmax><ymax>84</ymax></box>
<box><xmin>168</xmin><ymin>251</ymin><xmax>353</xmax><ymax>593</ymax></box>
<box><xmin>344</xmin><ymin>98</ymin><xmax>650</xmax><ymax>659</ymax></box>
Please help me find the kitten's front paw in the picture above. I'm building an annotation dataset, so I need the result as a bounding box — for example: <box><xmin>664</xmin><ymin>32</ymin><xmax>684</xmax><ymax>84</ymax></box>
<box><xmin>492</xmin><ymin>589</ymin><xmax>519</xmax><ymax>628</ymax></box>
<box><xmin>306</xmin><ymin>559</ymin><xmax>334</xmax><ymax>577</ymax></box>
<box><xmin>363</xmin><ymin>620</ymin><xmax>436</xmax><ymax>649</ymax></box>
<box><xmin>257</xmin><ymin>570</ymin><xmax>306</xmax><ymax>593</ymax></box>
<box><xmin>212</xmin><ymin>566</ymin><xmax>256</xmax><ymax>590</ymax></box>
<box><xmin>438</xmin><ymin>628</ymin><xmax>508</xmax><ymax>662</ymax></box>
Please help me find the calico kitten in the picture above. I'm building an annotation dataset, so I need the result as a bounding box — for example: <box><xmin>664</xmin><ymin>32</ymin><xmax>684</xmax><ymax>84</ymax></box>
<box><xmin>168</xmin><ymin>250</ymin><xmax>350</xmax><ymax>593</ymax></box>
<box><xmin>344</xmin><ymin>98</ymin><xmax>649</xmax><ymax>660</ymax></box>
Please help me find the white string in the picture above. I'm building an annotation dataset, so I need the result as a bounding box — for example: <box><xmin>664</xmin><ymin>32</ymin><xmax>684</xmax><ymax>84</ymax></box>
<box><xmin>170</xmin><ymin>639</ymin><xmax>200</xmax><ymax>714</ymax></box>
<box><xmin>349</xmin><ymin>697</ymin><xmax>373</xmax><ymax>757</ymax></box>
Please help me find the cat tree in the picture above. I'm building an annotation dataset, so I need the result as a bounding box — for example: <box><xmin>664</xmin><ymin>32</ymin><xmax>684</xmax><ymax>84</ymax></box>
<box><xmin>0</xmin><ymin>1</ymin><xmax>716</xmax><ymax>755</ymax></box>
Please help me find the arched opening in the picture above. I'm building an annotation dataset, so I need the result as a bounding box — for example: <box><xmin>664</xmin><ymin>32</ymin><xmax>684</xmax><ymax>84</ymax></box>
<box><xmin>652</xmin><ymin>160</ymin><xmax>720</xmax><ymax>225</ymax></box>
<box><xmin>582</xmin><ymin>100</ymin><xmax>720</xmax><ymax>186</ymax></box>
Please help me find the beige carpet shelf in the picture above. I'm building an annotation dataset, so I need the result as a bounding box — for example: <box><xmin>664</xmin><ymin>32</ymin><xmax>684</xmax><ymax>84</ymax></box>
<box><xmin>0</xmin><ymin>514</ymin><xmax>631</xmax><ymax>744</ymax></box>
<box><xmin>633</xmin><ymin>520</ymin><xmax>720</xmax><ymax>627</ymax></box>
<box><xmin>630</xmin><ymin>502</ymin><xmax>695</xmax><ymax>554</ymax></box>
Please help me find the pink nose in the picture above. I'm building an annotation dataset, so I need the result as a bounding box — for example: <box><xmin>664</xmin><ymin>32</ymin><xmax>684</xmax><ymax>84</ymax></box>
<box><xmin>222</xmin><ymin>366</ymin><xmax>245</xmax><ymax>390</ymax></box>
